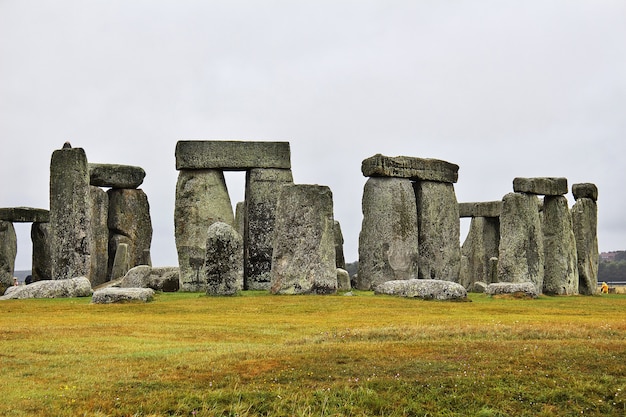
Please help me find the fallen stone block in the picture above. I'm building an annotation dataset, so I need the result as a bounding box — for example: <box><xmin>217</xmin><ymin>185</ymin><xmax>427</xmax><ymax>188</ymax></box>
<box><xmin>374</xmin><ymin>279</ymin><xmax>468</xmax><ymax>301</ymax></box>
<box><xmin>175</xmin><ymin>140</ymin><xmax>291</xmax><ymax>170</ymax></box>
<box><xmin>0</xmin><ymin>277</ymin><xmax>93</xmax><ymax>300</ymax></box>
<box><xmin>362</xmin><ymin>154</ymin><xmax>459</xmax><ymax>183</ymax></box>
<box><xmin>120</xmin><ymin>265</ymin><xmax>180</xmax><ymax>292</ymax></box>
<box><xmin>89</xmin><ymin>163</ymin><xmax>146</xmax><ymax>189</ymax></box>
<box><xmin>485</xmin><ymin>282</ymin><xmax>539</xmax><ymax>298</ymax></box>
<box><xmin>0</xmin><ymin>207</ymin><xmax>50</xmax><ymax>223</ymax></box>
<box><xmin>513</xmin><ymin>177</ymin><xmax>568</xmax><ymax>196</ymax></box>
<box><xmin>91</xmin><ymin>287</ymin><xmax>155</xmax><ymax>304</ymax></box>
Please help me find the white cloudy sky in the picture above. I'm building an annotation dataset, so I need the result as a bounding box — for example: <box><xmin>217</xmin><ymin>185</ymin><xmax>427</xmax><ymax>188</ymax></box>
<box><xmin>1</xmin><ymin>1</ymin><xmax>625</xmax><ymax>270</ymax></box>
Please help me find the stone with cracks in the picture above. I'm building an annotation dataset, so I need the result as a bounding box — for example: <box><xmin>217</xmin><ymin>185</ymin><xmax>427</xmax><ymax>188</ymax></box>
<box><xmin>485</xmin><ymin>282</ymin><xmax>539</xmax><ymax>298</ymax></box>
<box><xmin>458</xmin><ymin>217</ymin><xmax>500</xmax><ymax>289</ymax></box>
<box><xmin>513</xmin><ymin>177</ymin><xmax>568</xmax><ymax>196</ymax></box>
<box><xmin>271</xmin><ymin>184</ymin><xmax>337</xmax><ymax>295</ymax></box>
<box><xmin>175</xmin><ymin>140</ymin><xmax>291</xmax><ymax>170</ymax></box>
<box><xmin>0</xmin><ymin>207</ymin><xmax>49</xmax><ymax>223</ymax></box>
<box><xmin>175</xmin><ymin>169</ymin><xmax>234</xmax><ymax>291</ymax></box>
<box><xmin>375</xmin><ymin>279</ymin><xmax>468</xmax><ymax>301</ymax></box>
<box><xmin>89</xmin><ymin>186</ymin><xmax>109</xmax><ymax>287</ymax></box>
<box><xmin>357</xmin><ymin>177</ymin><xmax>419</xmax><ymax>290</ymax></box>
<box><xmin>91</xmin><ymin>287</ymin><xmax>154</xmax><ymax>304</ymax></box>
<box><xmin>204</xmin><ymin>222</ymin><xmax>243</xmax><ymax>296</ymax></box>
<box><xmin>542</xmin><ymin>196</ymin><xmax>579</xmax><ymax>295</ymax></box>
<box><xmin>31</xmin><ymin>222</ymin><xmax>52</xmax><ymax>282</ymax></box>
<box><xmin>572</xmin><ymin>197</ymin><xmax>599</xmax><ymax>295</ymax></box>
<box><xmin>362</xmin><ymin>154</ymin><xmax>459</xmax><ymax>183</ymax></box>
<box><xmin>415</xmin><ymin>181</ymin><xmax>461</xmax><ymax>281</ymax></box>
<box><xmin>497</xmin><ymin>193</ymin><xmax>544</xmax><ymax>292</ymax></box>
<box><xmin>0</xmin><ymin>277</ymin><xmax>93</xmax><ymax>300</ymax></box>
<box><xmin>89</xmin><ymin>163</ymin><xmax>146</xmax><ymax>189</ymax></box>
<box><xmin>572</xmin><ymin>183</ymin><xmax>598</xmax><ymax>202</ymax></box>
<box><xmin>49</xmin><ymin>146</ymin><xmax>92</xmax><ymax>280</ymax></box>
<box><xmin>244</xmin><ymin>168</ymin><xmax>293</xmax><ymax>290</ymax></box>
<box><xmin>0</xmin><ymin>221</ymin><xmax>17</xmax><ymax>295</ymax></box>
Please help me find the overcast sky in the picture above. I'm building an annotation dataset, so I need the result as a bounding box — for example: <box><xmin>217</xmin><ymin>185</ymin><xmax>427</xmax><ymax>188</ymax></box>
<box><xmin>1</xmin><ymin>1</ymin><xmax>625</xmax><ymax>270</ymax></box>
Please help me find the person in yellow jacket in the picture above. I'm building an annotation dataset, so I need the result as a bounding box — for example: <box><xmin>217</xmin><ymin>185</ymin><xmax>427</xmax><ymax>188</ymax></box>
<box><xmin>601</xmin><ymin>282</ymin><xmax>609</xmax><ymax>294</ymax></box>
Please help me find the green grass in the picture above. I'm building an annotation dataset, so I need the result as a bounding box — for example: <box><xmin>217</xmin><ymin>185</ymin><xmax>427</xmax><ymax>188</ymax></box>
<box><xmin>1</xmin><ymin>291</ymin><xmax>625</xmax><ymax>416</ymax></box>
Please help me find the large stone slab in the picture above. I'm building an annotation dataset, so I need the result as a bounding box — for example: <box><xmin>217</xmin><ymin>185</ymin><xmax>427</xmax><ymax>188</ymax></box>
<box><xmin>497</xmin><ymin>193</ymin><xmax>544</xmax><ymax>292</ymax></box>
<box><xmin>50</xmin><ymin>146</ymin><xmax>92</xmax><ymax>280</ymax></box>
<box><xmin>175</xmin><ymin>169</ymin><xmax>234</xmax><ymax>291</ymax></box>
<box><xmin>458</xmin><ymin>201</ymin><xmax>502</xmax><ymax>218</ymax></box>
<box><xmin>572</xmin><ymin>197</ymin><xmax>599</xmax><ymax>295</ymax></box>
<box><xmin>513</xmin><ymin>177</ymin><xmax>568</xmax><ymax>196</ymax></box>
<box><xmin>485</xmin><ymin>282</ymin><xmax>539</xmax><ymax>298</ymax></box>
<box><xmin>0</xmin><ymin>207</ymin><xmax>49</xmax><ymax>223</ymax></box>
<box><xmin>31</xmin><ymin>222</ymin><xmax>52</xmax><ymax>281</ymax></box>
<box><xmin>572</xmin><ymin>183</ymin><xmax>598</xmax><ymax>202</ymax></box>
<box><xmin>204</xmin><ymin>222</ymin><xmax>243</xmax><ymax>296</ymax></box>
<box><xmin>175</xmin><ymin>140</ymin><xmax>291</xmax><ymax>170</ymax></box>
<box><xmin>89</xmin><ymin>186</ymin><xmax>109</xmax><ymax>287</ymax></box>
<box><xmin>119</xmin><ymin>265</ymin><xmax>180</xmax><ymax>292</ymax></box>
<box><xmin>0</xmin><ymin>277</ymin><xmax>93</xmax><ymax>300</ymax></box>
<box><xmin>89</xmin><ymin>163</ymin><xmax>146</xmax><ymax>189</ymax></box>
<box><xmin>357</xmin><ymin>177</ymin><xmax>419</xmax><ymax>290</ymax></box>
<box><xmin>361</xmin><ymin>154</ymin><xmax>459</xmax><ymax>183</ymax></box>
<box><xmin>459</xmin><ymin>216</ymin><xmax>500</xmax><ymax>289</ymax></box>
<box><xmin>271</xmin><ymin>184</ymin><xmax>337</xmax><ymax>295</ymax></box>
<box><xmin>91</xmin><ymin>287</ymin><xmax>154</xmax><ymax>304</ymax></box>
<box><xmin>0</xmin><ymin>220</ymin><xmax>17</xmax><ymax>295</ymax></box>
<box><xmin>415</xmin><ymin>181</ymin><xmax>461</xmax><ymax>281</ymax></box>
<box><xmin>542</xmin><ymin>196</ymin><xmax>579</xmax><ymax>295</ymax></box>
<box><xmin>244</xmin><ymin>168</ymin><xmax>293</xmax><ymax>290</ymax></box>
<box><xmin>375</xmin><ymin>279</ymin><xmax>468</xmax><ymax>301</ymax></box>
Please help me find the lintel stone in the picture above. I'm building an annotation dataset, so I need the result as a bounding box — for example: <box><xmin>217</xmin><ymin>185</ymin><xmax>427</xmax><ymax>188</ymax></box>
<box><xmin>361</xmin><ymin>154</ymin><xmax>459</xmax><ymax>183</ymax></box>
<box><xmin>175</xmin><ymin>140</ymin><xmax>291</xmax><ymax>170</ymax></box>
<box><xmin>89</xmin><ymin>163</ymin><xmax>146</xmax><ymax>188</ymax></box>
<box><xmin>513</xmin><ymin>177</ymin><xmax>568</xmax><ymax>196</ymax></box>
<box><xmin>458</xmin><ymin>201</ymin><xmax>501</xmax><ymax>218</ymax></box>
<box><xmin>0</xmin><ymin>207</ymin><xmax>50</xmax><ymax>223</ymax></box>
<box><xmin>572</xmin><ymin>183</ymin><xmax>598</xmax><ymax>202</ymax></box>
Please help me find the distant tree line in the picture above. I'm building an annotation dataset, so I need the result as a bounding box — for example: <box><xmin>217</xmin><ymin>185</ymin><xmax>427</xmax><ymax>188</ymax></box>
<box><xmin>598</xmin><ymin>251</ymin><xmax>626</xmax><ymax>283</ymax></box>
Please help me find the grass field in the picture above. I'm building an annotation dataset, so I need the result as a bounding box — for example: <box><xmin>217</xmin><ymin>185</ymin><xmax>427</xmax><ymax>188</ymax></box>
<box><xmin>1</xmin><ymin>291</ymin><xmax>624</xmax><ymax>416</ymax></box>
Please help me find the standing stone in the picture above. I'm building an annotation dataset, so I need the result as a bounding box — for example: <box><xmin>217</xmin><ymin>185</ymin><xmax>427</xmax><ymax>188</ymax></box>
<box><xmin>357</xmin><ymin>177</ymin><xmax>419</xmax><ymax>290</ymax></box>
<box><xmin>50</xmin><ymin>146</ymin><xmax>92</xmax><ymax>280</ymax></box>
<box><xmin>0</xmin><ymin>221</ymin><xmax>17</xmax><ymax>295</ymax></box>
<box><xmin>270</xmin><ymin>184</ymin><xmax>336</xmax><ymax>294</ymax></box>
<box><xmin>414</xmin><ymin>181</ymin><xmax>461</xmax><ymax>281</ymax></box>
<box><xmin>334</xmin><ymin>220</ymin><xmax>346</xmax><ymax>270</ymax></box>
<box><xmin>31</xmin><ymin>222</ymin><xmax>52</xmax><ymax>282</ymax></box>
<box><xmin>572</xmin><ymin>184</ymin><xmax>599</xmax><ymax>295</ymax></box>
<box><xmin>175</xmin><ymin>169</ymin><xmax>234</xmax><ymax>291</ymax></box>
<box><xmin>89</xmin><ymin>186</ymin><xmax>109</xmax><ymax>287</ymax></box>
<box><xmin>110</xmin><ymin>242</ymin><xmax>130</xmax><ymax>280</ymax></box>
<box><xmin>204</xmin><ymin>222</ymin><xmax>243</xmax><ymax>296</ymax></box>
<box><xmin>107</xmin><ymin>188</ymin><xmax>152</xmax><ymax>272</ymax></box>
<box><xmin>234</xmin><ymin>201</ymin><xmax>246</xmax><ymax>238</ymax></box>
<box><xmin>542</xmin><ymin>196</ymin><xmax>579</xmax><ymax>295</ymax></box>
<box><xmin>458</xmin><ymin>216</ymin><xmax>500</xmax><ymax>289</ymax></box>
<box><xmin>244</xmin><ymin>168</ymin><xmax>293</xmax><ymax>290</ymax></box>
<box><xmin>497</xmin><ymin>192</ymin><xmax>544</xmax><ymax>292</ymax></box>
<box><xmin>337</xmin><ymin>268</ymin><xmax>351</xmax><ymax>291</ymax></box>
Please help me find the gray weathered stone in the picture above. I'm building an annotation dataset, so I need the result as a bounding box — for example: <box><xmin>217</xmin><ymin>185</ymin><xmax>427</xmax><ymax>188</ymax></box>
<box><xmin>235</xmin><ymin>201</ymin><xmax>246</xmax><ymax>238</ymax></box>
<box><xmin>120</xmin><ymin>265</ymin><xmax>152</xmax><ymax>288</ymax></box>
<box><xmin>458</xmin><ymin>201</ymin><xmax>502</xmax><ymax>218</ymax></box>
<box><xmin>204</xmin><ymin>222</ymin><xmax>243</xmax><ymax>296</ymax></box>
<box><xmin>337</xmin><ymin>268</ymin><xmax>351</xmax><ymax>291</ymax></box>
<box><xmin>89</xmin><ymin>186</ymin><xmax>109</xmax><ymax>287</ymax></box>
<box><xmin>471</xmin><ymin>281</ymin><xmax>488</xmax><ymax>293</ymax></box>
<box><xmin>0</xmin><ymin>221</ymin><xmax>17</xmax><ymax>295</ymax></box>
<box><xmin>107</xmin><ymin>188</ymin><xmax>152</xmax><ymax>271</ymax></box>
<box><xmin>271</xmin><ymin>184</ymin><xmax>336</xmax><ymax>295</ymax></box>
<box><xmin>485</xmin><ymin>282</ymin><xmax>539</xmax><ymax>298</ymax></box>
<box><xmin>50</xmin><ymin>146</ymin><xmax>92</xmax><ymax>280</ymax></box>
<box><xmin>31</xmin><ymin>222</ymin><xmax>52</xmax><ymax>282</ymax></box>
<box><xmin>91</xmin><ymin>287</ymin><xmax>154</xmax><ymax>304</ymax></box>
<box><xmin>175</xmin><ymin>169</ymin><xmax>234</xmax><ymax>291</ymax></box>
<box><xmin>488</xmin><ymin>257</ymin><xmax>499</xmax><ymax>284</ymax></box>
<box><xmin>89</xmin><ymin>163</ymin><xmax>146</xmax><ymax>189</ymax></box>
<box><xmin>0</xmin><ymin>207</ymin><xmax>49</xmax><ymax>223</ymax></box>
<box><xmin>375</xmin><ymin>279</ymin><xmax>468</xmax><ymax>301</ymax></box>
<box><xmin>415</xmin><ymin>181</ymin><xmax>461</xmax><ymax>281</ymax></box>
<box><xmin>175</xmin><ymin>140</ymin><xmax>291</xmax><ymax>170</ymax></box>
<box><xmin>119</xmin><ymin>265</ymin><xmax>180</xmax><ymax>292</ymax></box>
<box><xmin>244</xmin><ymin>168</ymin><xmax>293</xmax><ymax>290</ymax></box>
<box><xmin>110</xmin><ymin>242</ymin><xmax>130</xmax><ymax>280</ymax></box>
<box><xmin>513</xmin><ymin>177</ymin><xmax>568</xmax><ymax>196</ymax></box>
<box><xmin>458</xmin><ymin>216</ymin><xmax>500</xmax><ymax>289</ymax></box>
<box><xmin>362</xmin><ymin>154</ymin><xmax>459</xmax><ymax>183</ymax></box>
<box><xmin>572</xmin><ymin>183</ymin><xmax>598</xmax><ymax>202</ymax></box>
<box><xmin>572</xmin><ymin>197</ymin><xmax>599</xmax><ymax>295</ymax></box>
<box><xmin>0</xmin><ymin>277</ymin><xmax>93</xmax><ymax>300</ymax></box>
<box><xmin>542</xmin><ymin>196</ymin><xmax>579</xmax><ymax>295</ymax></box>
<box><xmin>334</xmin><ymin>220</ymin><xmax>346</xmax><ymax>270</ymax></box>
<box><xmin>357</xmin><ymin>177</ymin><xmax>419</xmax><ymax>290</ymax></box>
<box><xmin>497</xmin><ymin>193</ymin><xmax>544</xmax><ymax>292</ymax></box>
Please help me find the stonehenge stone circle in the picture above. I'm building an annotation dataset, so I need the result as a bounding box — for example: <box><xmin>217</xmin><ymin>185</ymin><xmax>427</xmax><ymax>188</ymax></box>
<box><xmin>270</xmin><ymin>184</ymin><xmax>337</xmax><ymax>295</ymax></box>
<box><xmin>357</xmin><ymin>177</ymin><xmax>419</xmax><ymax>290</ymax></box>
<box><xmin>204</xmin><ymin>222</ymin><xmax>243</xmax><ymax>296</ymax></box>
<box><xmin>572</xmin><ymin>183</ymin><xmax>599</xmax><ymax>295</ymax></box>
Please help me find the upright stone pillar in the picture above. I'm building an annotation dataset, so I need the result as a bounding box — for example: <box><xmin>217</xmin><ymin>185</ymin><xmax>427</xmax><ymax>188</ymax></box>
<box><xmin>415</xmin><ymin>181</ymin><xmax>461</xmax><ymax>281</ymax></box>
<box><xmin>204</xmin><ymin>222</ymin><xmax>243</xmax><ymax>296</ymax></box>
<box><xmin>357</xmin><ymin>177</ymin><xmax>419</xmax><ymax>290</ymax></box>
<box><xmin>543</xmin><ymin>195</ymin><xmax>579</xmax><ymax>295</ymax></box>
<box><xmin>459</xmin><ymin>216</ymin><xmax>500</xmax><ymax>289</ymax></box>
<box><xmin>498</xmin><ymin>192</ymin><xmax>544</xmax><ymax>292</ymax></box>
<box><xmin>31</xmin><ymin>222</ymin><xmax>52</xmax><ymax>282</ymax></box>
<box><xmin>571</xmin><ymin>183</ymin><xmax>599</xmax><ymax>295</ymax></box>
<box><xmin>0</xmin><ymin>220</ymin><xmax>17</xmax><ymax>294</ymax></box>
<box><xmin>271</xmin><ymin>184</ymin><xmax>336</xmax><ymax>294</ymax></box>
<box><xmin>90</xmin><ymin>186</ymin><xmax>109</xmax><ymax>287</ymax></box>
<box><xmin>334</xmin><ymin>220</ymin><xmax>346</xmax><ymax>270</ymax></box>
<box><xmin>244</xmin><ymin>168</ymin><xmax>293</xmax><ymax>290</ymax></box>
<box><xmin>175</xmin><ymin>169</ymin><xmax>234</xmax><ymax>291</ymax></box>
<box><xmin>50</xmin><ymin>144</ymin><xmax>92</xmax><ymax>280</ymax></box>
